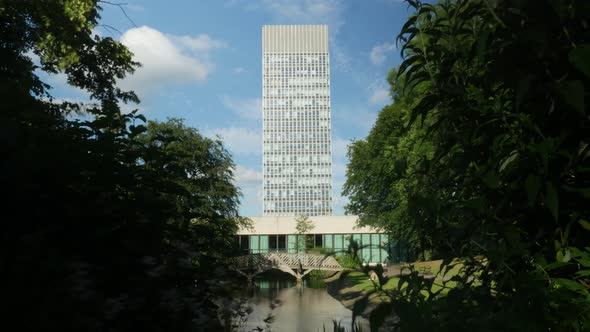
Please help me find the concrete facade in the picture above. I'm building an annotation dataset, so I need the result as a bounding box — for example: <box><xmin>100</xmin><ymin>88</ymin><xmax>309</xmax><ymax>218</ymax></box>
<box><xmin>262</xmin><ymin>25</ymin><xmax>333</xmax><ymax>216</ymax></box>
<box><xmin>236</xmin><ymin>216</ymin><xmax>413</xmax><ymax>264</ymax></box>
<box><xmin>237</xmin><ymin>215</ymin><xmax>375</xmax><ymax>235</ymax></box>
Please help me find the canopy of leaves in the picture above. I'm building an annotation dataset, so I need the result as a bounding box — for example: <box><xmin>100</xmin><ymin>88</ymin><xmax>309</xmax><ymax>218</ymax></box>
<box><xmin>295</xmin><ymin>215</ymin><xmax>315</xmax><ymax>234</ymax></box>
<box><xmin>345</xmin><ymin>0</ymin><xmax>590</xmax><ymax>330</ymax></box>
<box><xmin>1</xmin><ymin>1</ymin><xmax>243</xmax><ymax>330</ymax></box>
<box><xmin>343</xmin><ymin>68</ymin><xmax>433</xmax><ymax>257</ymax></box>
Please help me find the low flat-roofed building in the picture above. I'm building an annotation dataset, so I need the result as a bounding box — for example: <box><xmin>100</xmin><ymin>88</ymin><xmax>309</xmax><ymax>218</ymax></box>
<box><xmin>236</xmin><ymin>215</ymin><xmax>413</xmax><ymax>265</ymax></box>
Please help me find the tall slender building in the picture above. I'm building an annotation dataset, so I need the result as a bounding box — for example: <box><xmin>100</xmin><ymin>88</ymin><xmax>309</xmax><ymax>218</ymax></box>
<box><xmin>262</xmin><ymin>25</ymin><xmax>333</xmax><ymax>217</ymax></box>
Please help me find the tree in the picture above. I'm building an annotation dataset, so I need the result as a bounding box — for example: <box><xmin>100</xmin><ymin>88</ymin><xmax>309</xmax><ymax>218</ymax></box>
<box><xmin>295</xmin><ymin>215</ymin><xmax>315</xmax><ymax>234</ymax></box>
<box><xmin>347</xmin><ymin>0</ymin><xmax>590</xmax><ymax>330</ymax></box>
<box><xmin>343</xmin><ymin>68</ymin><xmax>433</xmax><ymax>259</ymax></box>
<box><xmin>0</xmin><ymin>1</ymin><xmax>243</xmax><ymax>330</ymax></box>
<box><xmin>295</xmin><ymin>215</ymin><xmax>315</xmax><ymax>251</ymax></box>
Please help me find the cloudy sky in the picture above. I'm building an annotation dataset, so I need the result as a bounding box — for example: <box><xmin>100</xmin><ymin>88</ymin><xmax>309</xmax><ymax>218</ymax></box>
<box><xmin>45</xmin><ymin>0</ymin><xmax>412</xmax><ymax>216</ymax></box>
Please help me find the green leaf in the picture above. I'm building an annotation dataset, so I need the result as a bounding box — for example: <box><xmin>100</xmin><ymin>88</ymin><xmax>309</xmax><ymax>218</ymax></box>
<box><xmin>579</xmin><ymin>219</ymin><xmax>590</xmax><ymax>231</ymax></box>
<box><xmin>525</xmin><ymin>174</ymin><xmax>541</xmax><ymax>206</ymax></box>
<box><xmin>569</xmin><ymin>45</ymin><xmax>590</xmax><ymax>78</ymax></box>
<box><xmin>557</xmin><ymin>249</ymin><xmax>571</xmax><ymax>263</ymax></box>
<box><xmin>409</xmin><ymin>94</ymin><xmax>438</xmax><ymax>126</ymax></box>
<box><xmin>577</xmin><ymin>258</ymin><xmax>590</xmax><ymax>268</ymax></box>
<box><xmin>136</xmin><ymin>114</ymin><xmax>147</xmax><ymax>123</ymax></box>
<box><xmin>544</xmin><ymin>261</ymin><xmax>570</xmax><ymax>271</ymax></box>
<box><xmin>399</xmin><ymin>15</ymin><xmax>418</xmax><ymax>38</ymax></box>
<box><xmin>554</xmin><ymin>278</ymin><xmax>587</xmax><ymax>294</ymax></box>
<box><xmin>499</xmin><ymin>150</ymin><xmax>518</xmax><ymax>173</ymax></box>
<box><xmin>545</xmin><ymin>182</ymin><xmax>558</xmax><ymax>220</ymax></box>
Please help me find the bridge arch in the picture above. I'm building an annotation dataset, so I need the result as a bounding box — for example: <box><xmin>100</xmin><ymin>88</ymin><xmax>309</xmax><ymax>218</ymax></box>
<box><xmin>231</xmin><ymin>253</ymin><xmax>342</xmax><ymax>283</ymax></box>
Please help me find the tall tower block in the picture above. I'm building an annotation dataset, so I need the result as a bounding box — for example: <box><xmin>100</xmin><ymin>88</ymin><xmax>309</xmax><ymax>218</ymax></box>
<box><xmin>262</xmin><ymin>25</ymin><xmax>333</xmax><ymax>216</ymax></box>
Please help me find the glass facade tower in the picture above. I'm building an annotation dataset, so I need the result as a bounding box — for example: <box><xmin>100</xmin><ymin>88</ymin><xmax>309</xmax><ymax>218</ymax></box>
<box><xmin>262</xmin><ymin>25</ymin><xmax>332</xmax><ymax>216</ymax></box>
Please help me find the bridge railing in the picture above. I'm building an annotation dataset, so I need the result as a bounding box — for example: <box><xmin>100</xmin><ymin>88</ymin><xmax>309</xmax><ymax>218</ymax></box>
<box><xmin>230</xmin><ymin>252</ymin><xmax>342</xmax><ymax>271</ymax></box>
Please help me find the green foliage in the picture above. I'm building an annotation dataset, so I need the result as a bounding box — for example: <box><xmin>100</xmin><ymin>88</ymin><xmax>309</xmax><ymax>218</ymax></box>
<box><xmin>295</xmin><ymin>215</ymin><xmax>315</xmax><ymax>250</ymax></box>
<box><xmin>0</xmin><ymin>1</ymin><xmax>243</xmax><ymax>330</ymax></box>
<box><xmin>323</xmin><ymin>320</ymin><xmax>365</xmax><ymax>332</ymax></box>
<box><xmin>343</xmin><ymin>68</ymin><xmax>433</xmax><ymax>258</ymax></box>
<box><xmin>295</xmin><ymin>214</ymin><xmax>315</xmax><ymax>234</ymax></box>
<box><xmin>345</xmin><ymin>0</ymin><xmax>590</xmax><ymax>330</ymax></box>
<box><xmin>336</xmin><ymin>254</ymin><xmax>361</xmax><ymax>269</ymax></box>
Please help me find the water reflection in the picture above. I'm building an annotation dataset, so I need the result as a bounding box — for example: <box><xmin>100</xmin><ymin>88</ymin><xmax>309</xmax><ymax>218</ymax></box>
<box><xmin>238</xmin><ymin>273</ymin><xmax>369</xmax><ymax>332</ymax></box>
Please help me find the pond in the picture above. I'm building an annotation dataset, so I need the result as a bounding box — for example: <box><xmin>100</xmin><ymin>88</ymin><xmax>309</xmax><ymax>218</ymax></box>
<box><xmin>237</xmin><ymin>273</ymin><xmax>370</xmax><ymax>332</ymax></box>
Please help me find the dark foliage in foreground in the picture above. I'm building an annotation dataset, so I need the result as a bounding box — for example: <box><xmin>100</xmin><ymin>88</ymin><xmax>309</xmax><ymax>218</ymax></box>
<box><xmin>0</xmin><ymin>1</ymin><xmax>244</xmax><ymax>330</ymax></box>
<box><xmin>345</xmin><ymin>0</ymin><xmax>590</xmax><ymax>330</ymax></box>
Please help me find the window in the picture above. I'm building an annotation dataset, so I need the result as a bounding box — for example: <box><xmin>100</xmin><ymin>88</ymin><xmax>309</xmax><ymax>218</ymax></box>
<box><xmin>315</xmin><ymin>234</ymin><xmax>323</xmax><ymax>248</ymax></box>
<box><xmin>278</xmin><ymin>235</ymin><xmax>286</xmax><ymax>252</ymax></box>
<box><xmin>239</xmin><ymin>235</ymin><xmax>249</xmax><ymax>254</ymax></box>
<box><xmin>269</xmin><ymin>235</ymin><xmax>277</xmax><ymax>251</ymax></box>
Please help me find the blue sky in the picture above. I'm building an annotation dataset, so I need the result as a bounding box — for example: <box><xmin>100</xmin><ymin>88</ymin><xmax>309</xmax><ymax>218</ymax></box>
<box><xmin>46</xmin><ymin>0</ymin><xmax>413</xmax><ymax>216</ymax></box>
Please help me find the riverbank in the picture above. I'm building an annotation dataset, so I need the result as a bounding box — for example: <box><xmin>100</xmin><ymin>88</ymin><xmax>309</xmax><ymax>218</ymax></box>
<box><xmin>325</xmin><ymin>260</ymin><xmax>461</xmax><ymax>319</ymax></box>
<box><xmin>325</xmin><ymin>270</ymin><xmax>396</xmax><ymax>318</ymax></box>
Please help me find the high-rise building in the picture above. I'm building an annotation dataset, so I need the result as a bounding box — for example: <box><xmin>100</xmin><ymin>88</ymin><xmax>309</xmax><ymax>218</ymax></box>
<box><xmin>262</xmin><ymin>25</ymin><xmax>333</xmax><ymax>217</ymax></box>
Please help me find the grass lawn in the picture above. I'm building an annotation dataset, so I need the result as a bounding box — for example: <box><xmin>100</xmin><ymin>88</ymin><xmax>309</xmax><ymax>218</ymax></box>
<box><xmin>336</xmin><ymin>259</ymin><xmax>467</xmax><ymax>302</ymax></box>
<box><xmin>339</xmin><ymin>271</ymin><xmax>400</xmax><ymax>293</ymax></box>
<box><xmin>411</xmin><ymin>258</ymin><xmax>464</xmax><ymax>276</ymax></box>
<box><xmin>327</xmin><ymin>259</ymin><xmax>483</xmax><ymax>317</ymax></box>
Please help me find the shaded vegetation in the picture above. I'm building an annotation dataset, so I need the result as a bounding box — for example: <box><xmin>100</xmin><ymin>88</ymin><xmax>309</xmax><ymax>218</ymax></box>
<box><xmin>344</xmin><ymin>0</ymin><xmax>590</xmax><ymax>330</ymax></box>
<box><xmin>0</xmin><ymin>1</ymin><xmax>244</xmax><ymax>330</ymax></box>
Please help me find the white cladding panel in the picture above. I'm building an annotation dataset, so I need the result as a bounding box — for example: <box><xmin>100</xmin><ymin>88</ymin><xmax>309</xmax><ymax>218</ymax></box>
<box><xmin>263</xmin><ymin>25</ymin><xmax>328</xmax><ymax>53</ymax></box>
<box><xmin>262</xmin><ymin>25</ymin><xmax>333</xmax><ymax>217</ymax></box>
<box><xmin>237</xmin><ymin>215</ymin><xmax>378</xmax><ymax>235</ymax></box>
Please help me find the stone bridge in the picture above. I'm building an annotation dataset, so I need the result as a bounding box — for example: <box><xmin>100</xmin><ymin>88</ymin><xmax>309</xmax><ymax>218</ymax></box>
<box><xmin>230</xmin><ymin>253</ymin><xmax>343</xmax><ymax>283</ymax></box>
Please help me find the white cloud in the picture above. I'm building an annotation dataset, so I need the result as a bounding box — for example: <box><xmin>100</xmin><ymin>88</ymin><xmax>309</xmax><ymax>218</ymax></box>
<box><xmin>261</xmin><ymin>0</ymin><xmax>350</xmax><ymax>71</ymax></box>
<box><xmin>119</xmin><ymin>26</ymin><xmax>226</xmax><ymax>94</ymax></box>
<box><xmin>370</xmin><ymin>41</ymin><xmax>396</xmax><ymax>65</ymax></box>
<box><xmin>332</xmin><ymin>137</ymin><xmax>350</xmax><ymax>161</ymax></box>
<box><xmin>221</xmin><ymin>95</ymin><xmax>261</xmax><ymax>120</ymax></box>
<box><xmin>259</xmin><ymin>0</ymin><xmax>344</xmax><ymax>25</ymax></box>
<box><xmin>238</xmin><ymin>181</ymin><xmax>263</xmax><ymax>216</ymax></box>
<box><xmin>171</xmin><ymin>34</ymin><xmax>228</xmax><ymax>51</ymax></box>
<box><xmin>204</xmin><ymin>127</ymin><xmax>261</xmax><ymax>155</ymax></box>
<box><xmin>332</xmin><ymin>138</ymin><xmax>352</xmax><ymax>213</ymax></box>
<box><xmin>234</xmin><ymin>67</ymin><xmax>246</xmax><ymax>74</ymax></box>
<box><xmin>332</xmin><ymin>179</ymin><xmax>349</xmax><ymax>215</ymax></box>
<box><xmin>234</xmin><ymin>165</ymin><xmax>263</xmax><ymax>184</ymax></box>
<box><xmin>235</xmin><ymin>0</ymin><xmax>351</xmax><ymax>72</ymax></box>
<box><xmin>233</xmin><ymin>165</ymin><xmax>263</xmax><ymax>216</ymax></box>
<box><xmin>370</xmin><ymin>87</ymin><xmax>390</xmax><ymax>104</ymax></box>
<box><xmin>332</xmin><ymin>162</ymin><xmax>347</xmax><ymax>180</ymax></box>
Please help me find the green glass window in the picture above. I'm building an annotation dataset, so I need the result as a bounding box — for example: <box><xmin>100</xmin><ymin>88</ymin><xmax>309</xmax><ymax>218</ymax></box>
<box><xmin>260</xmin><ymin>235</ymin><xmax>269</xmax><ymax>253</ymax></box>
<box><xmin>287</xmin><ymin>235</ymin><xmax>297</xmax><ymax>254</ymax></box>
<box><xmin>334</xmin><ymin>234</ymin><xmax>343</xmax><ymax>251</ymax></box>
<box><xmin>250</xmin><ymin>235</ymin><xmax>259</xmax><ymax>254</ymax></box>
<box><xmin>352</xmin><ymin>234</ymin><xmax>362</xmax><ymax>248</ymax></box>
<box><xmin>323</xmin><ymin>234</ymin><xmax>333</xmax><ymax>250</ymax></box>
<box><xmin>371</xmin><ymin>234</ymin><xmax>381</xmax><ymax>263</ymax></box>
<box><xmin>362</xmin><ymin>234</ymin><xmax>372</xmax><ymax>263</ymax></box>
<box><xmin>298</xmin><ymin>235</ymin><xmax>306</xmax><ymax>253</ymax></box>
<box><xmin>379</xmin><ymin>234</ymin><xmax>389</xmax><ymax>263</ymax></box>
